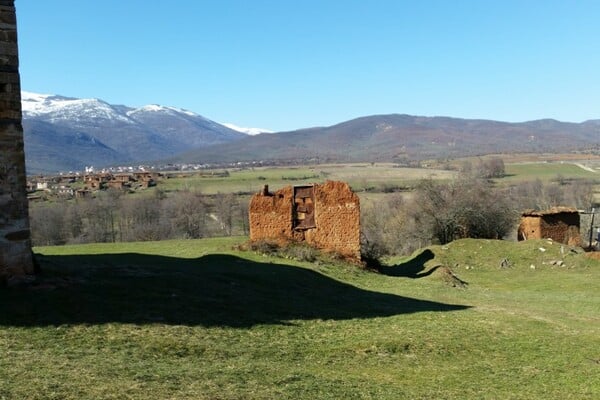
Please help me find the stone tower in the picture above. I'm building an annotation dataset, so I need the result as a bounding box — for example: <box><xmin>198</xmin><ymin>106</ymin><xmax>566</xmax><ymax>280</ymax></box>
<box><xmin>0</xmin><ymin>0</ymin><xmax>34</xmax><ymax>283</ymax></box>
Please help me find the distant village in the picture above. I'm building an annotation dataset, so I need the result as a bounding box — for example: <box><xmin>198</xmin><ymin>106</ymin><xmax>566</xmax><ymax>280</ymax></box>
<box><xmin>25</xmin><ymin>160</ymin><xmax>275</xmax><ymax>201</ymax></box>
<box><xmin>26</xmin><ymin>158</ymin><xmax>328</xmax><ymax>201</ymax></box>
<box><xmin>27</xmin><ymin>166</ymin><xmax>161</xmax><ymax>201</ymax></box>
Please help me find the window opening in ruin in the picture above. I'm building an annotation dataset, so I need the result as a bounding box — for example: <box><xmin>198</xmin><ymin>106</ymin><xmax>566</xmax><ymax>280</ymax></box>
<box><xmin>293</xmin><ymin>185</ymin><xmax>316</xmax><ymax>230</ymax></box>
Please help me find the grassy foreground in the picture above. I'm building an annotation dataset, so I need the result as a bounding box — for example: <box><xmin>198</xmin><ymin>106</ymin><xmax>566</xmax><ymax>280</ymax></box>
<box><xmin>1</xmin><ymin>237</ymin><xmax>599</xmax><ymax>399</ymax></box>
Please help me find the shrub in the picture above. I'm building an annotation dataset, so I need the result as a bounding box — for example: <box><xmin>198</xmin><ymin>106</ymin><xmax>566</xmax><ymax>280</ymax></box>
<box><xmin>248</xmin><ymin>240</ymin><xmax>280</xmax><ymax>255</ymax></box>
<box><xmin>281</xmin><ymin>244</ymin><xmax>319</xmax><ymax>262</ymax></box>
<box><xmin>361</xmin><ymin>176</ymin><xmax>518</xmax><ymax>257</ymax></box>
<box><xmin>411</xmin><ymin>177</ymin><xmax>516</xmax><ymax>244</ymax></box>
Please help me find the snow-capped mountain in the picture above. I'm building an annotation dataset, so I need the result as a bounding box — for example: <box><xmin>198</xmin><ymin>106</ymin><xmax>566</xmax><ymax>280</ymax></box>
<box><xmin>126</xmin><ymin>104</ymin><xmax>198</xmax><ymax>118</ymax></box>
<box><xmin>22</xmin><ymin>91</ymin><xmax>132</xmax><ymax>123</ymax></box>
<box><xmin>22</xmin><ymin>91</ymin><xmax>248</xmax><ymax>173</ymax></box>
<box><xmin>221</xmin><ymin>123</ymin><xmax>273</xmax><ymax>136</ymax></box>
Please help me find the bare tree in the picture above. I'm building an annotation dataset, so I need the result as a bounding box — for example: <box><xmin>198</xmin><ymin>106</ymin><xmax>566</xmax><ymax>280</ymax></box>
<box><xmin>63</xmin><ymin>201</ymin><xmax>84</xmax><ymax>243</ymax></box>
<box><xmin>477</xmin><ymin>157</ymin><xmax>505</xmax><ymax>179</ymax></box>
<box><xmin>238</xmin><ymin>197</ymin><xmax>250</xmax><ymax>236</ymax></box>
<box><xmin>568</xmin><ymin>180</ymin><xmax>595</xmax><ymax>209</ymax></box>
<box><xmin>164</xmin><ymin>189</ymin><xmax>207</xmax><ymax>239</ymax></box>
<box><xmin>29</xmin><ymin>203</ymin><xmax>68</xmax><ymax>246</ymax></box>
<box><xmin>120</xmin><ymin>195</ymin><xmax>167</xmax><ymax>241</ymax></box>
<box><xmin>214</xmin><ymin>192</ymin><xmax>237</xmax><ymax>236</ymax></box>
<box><xmin>361</xmin><ymin>193</ymin><xmax>429</xmax><ymax>256</ymax></box>
<box><xmin>406</xmin><ymin>177</ymin><xmax>516</xmax><ymax>245</ymax></box>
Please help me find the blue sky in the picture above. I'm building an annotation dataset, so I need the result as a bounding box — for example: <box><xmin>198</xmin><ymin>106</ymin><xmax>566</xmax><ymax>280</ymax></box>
<box><xmin>16</xmin><ymin>0</ymin><xmax>600</xmax><ymax>132</ymax></box>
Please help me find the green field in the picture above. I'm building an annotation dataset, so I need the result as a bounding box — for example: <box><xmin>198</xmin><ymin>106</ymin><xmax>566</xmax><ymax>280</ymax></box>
<box><xmin>501</xmin><ymin>162</ymin><xmax>598</xmax><ymax>182</ymax></box>
<box><xmin>165</xmin><ymin>161</ymin><xmax>600</xmax><ymax>210</ymax></box>
<box><xmin>1</xmin><ymin>237</ymin><xmax>598</xmax><ymax>399</ymax></box>
<box><xmin>155</xmin><ymin>160</ymin><xmax>599</xmax><ymax>201</ymax></box>
<box><xmin>159</xmin><ymin>164</ymin><xmax>456</xmax><ymax>195</ymax></box>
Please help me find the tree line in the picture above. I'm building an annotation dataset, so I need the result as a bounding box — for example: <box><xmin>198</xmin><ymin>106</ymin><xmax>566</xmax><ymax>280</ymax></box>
<box><xmin>29</xmin><ymin>189</ymin><xmax>248</xmax><ymax>246</ymax></box>
<box><xmin>30</xmin><ymin>169</ymin><xmax>597</xmax><ymax>257</ymax></box>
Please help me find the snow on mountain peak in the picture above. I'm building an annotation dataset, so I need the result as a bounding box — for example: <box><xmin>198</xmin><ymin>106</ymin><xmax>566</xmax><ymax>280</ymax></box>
<box><xmin>222</xmin><ymin>123</ymin><xmax>273</xmax><ymax>135</ymax></box>
<box><xmin>20</xmin><ymin>91</ymin><xmax>263</xmax><ymax>134</ymax></box>
<box><xmin>21</xmin><ymin>91</ymin><xmax>132</xmax><ymax>123</ymax></box>
<box><xmin>21</xmin><ymin>91</ymin><xmax>65</xmax><ymax>113</ymax></box>
<box><xmin>126</xmin><ymin>104</ymin><xmax>199</xmax><ymax>117</ymax></box>
<box><xmin>140</xmin><ymin>104</ymin><xmax>167</xmax><ymax>112</ymax></box>
<box><xmin>21</xmin><ymin>90</ymin><xmax>51</xmax><ymax>103</ymax></box>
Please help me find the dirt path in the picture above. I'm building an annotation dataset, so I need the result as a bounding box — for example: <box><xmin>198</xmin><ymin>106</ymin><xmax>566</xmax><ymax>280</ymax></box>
<box><xmin>574</xmin><ymin>163</ymin><xmax>597</xmax><ymax>173</ymax></box>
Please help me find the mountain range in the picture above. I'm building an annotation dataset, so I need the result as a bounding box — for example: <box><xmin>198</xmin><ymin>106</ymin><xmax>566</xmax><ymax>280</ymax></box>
<box><xmin>22</xmin><ymin>92</ymin><xmax>250</xmax><ymax>173</ymax></box>
<box><xmin>22</xmin><ymin>92</ymin><xmax>600</xmax><ymax>174</ymax></box>
<box><xmin>174</xmin><ymin>115</ymin><xmax>600</xmax><ymax>165</ymax></box>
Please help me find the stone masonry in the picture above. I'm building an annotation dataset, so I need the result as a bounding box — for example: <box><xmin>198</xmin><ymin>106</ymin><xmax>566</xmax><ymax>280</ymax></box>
<box><xmin>0</xmin><ymin>0</ymin><xmax>34</xmax><ymax>283</ymax></box>
<box><xmin>249</xmin><ymin>181</ymin><xmax>361</xmax><ymax>260</ymax></box>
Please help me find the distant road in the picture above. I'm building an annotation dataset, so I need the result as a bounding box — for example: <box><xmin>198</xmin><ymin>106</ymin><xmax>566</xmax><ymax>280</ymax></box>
<box><xmin>574</xmin><ymin>163</ymin><xmax>597</xmax><ymax>173</ymax></box>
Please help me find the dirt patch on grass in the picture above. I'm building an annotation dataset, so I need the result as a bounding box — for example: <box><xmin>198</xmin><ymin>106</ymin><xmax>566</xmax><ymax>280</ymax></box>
<box><xmin>585</xmin><ymin>252</ymin><xmax>600</xmax><ymax>261</ymax></box>
<box><xmin>432</xmin><ymin>265</ymin><xmax>468</xmax><ymax>288</ymax></box>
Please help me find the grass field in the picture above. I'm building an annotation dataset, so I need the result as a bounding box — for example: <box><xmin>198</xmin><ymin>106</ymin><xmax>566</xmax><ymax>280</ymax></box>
<box><xmin>154</xmin><ymin>160</ymin><xmax>599</xmax><ymax>206</ymax></box>
<box><xmin>159</xmin><ymin>164</ymin><xmax>456</xmax><ymax>195</ymax></box>
<box><xmin>1</xmin><ymin>237</ymin><xmax>598</xmax><ymax>399</ymax></box>
<box><xmin>501</xmin><ymin>162</ymin><xmax>598</xmax><ymax>183</ymax></box>
<box><xmin>154</xmin><ymin>160</ymin><xmax>600</xmax><ymax>211</ymax></box>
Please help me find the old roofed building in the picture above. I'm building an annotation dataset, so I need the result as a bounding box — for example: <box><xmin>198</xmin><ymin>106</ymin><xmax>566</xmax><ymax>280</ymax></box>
<box><xmin>133</xmin><ymin>171</ymin><xmax>157</xmax><ymax>188</ymax></box>
<box><xmin>249</xmin><ymin>181</ymin><xmax>361</xmax><ymax>260</ymax></box>
<box><xmin>112</xmin><ymin>173</ymin><xmax>134</xmax><ymax>183</ymax></box>
<box><xmin>84</xmin><ymin>173</ymin><xmax>111</xmax><ymax>190</ymax></box>
<box><xmin>517</xmin><ymin>207</ymin><xmax>582</xmax><ymax>246</ymax></box>
<box><xmin>106</xmin><ymin>173</ymin><xmax>134</xmax><ymax>190</ymax></box>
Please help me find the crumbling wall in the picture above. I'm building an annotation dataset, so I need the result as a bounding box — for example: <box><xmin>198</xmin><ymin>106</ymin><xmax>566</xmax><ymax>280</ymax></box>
<box><xmin>249</xmin><ymin>185</ymin><xmax>294</xmax><ymax>245</ymax></box>
<box><xmin>306</xmin><ymin>181</ymin><xmax>360</xmax><ymax>259</ymax></box>
<box><xmin>249</xmin><ymin>181</ymin><xmax>361</xmax><ymax>260</ymax></box>
<box><xmin>517</xmin><ymin>217</ymin><xmax>542</xmax><ymax>241</ymax></box>
<box><xmin>0</xmin><ymin>0</ymin><xmax>34</xmax><ymax>282</ymax></box>
<box><xmin>518</xmin><ymin>208</ymin><xmax>581</xmax><ymax>246</ymax></box>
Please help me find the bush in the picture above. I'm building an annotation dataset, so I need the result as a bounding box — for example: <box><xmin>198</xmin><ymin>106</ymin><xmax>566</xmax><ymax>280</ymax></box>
<box><xmin>248</xmin><ymin>240</ymin><xmax>280</xmax><ymax>255</ymax></box>
<box><xmin>411</xmin><ymin>177</ymin><xmax>516</xmax><ymax>244</ymax></box>
<box><xmin>359</xmin><ymin>235</ymin><xmax>385</xmax><ymax>270</ymax></box>
<box><xmin>361</xmin><ymin>176</ymin><xmax>518</xmax><ymax>258</ymax></box>
<box><xmin>361</xmin><ymin>193</ymin><xmax>426</xmax><ymax>257</ymax></box>
<box><xmin>248</xmin><ymin>241</ymin><xmax>321</xmax><ymax>262</ymax></box>
<box><xmin>281</xmin><ymin>244</ymin><xmax>319</xmax><ymax>262</ymax></box>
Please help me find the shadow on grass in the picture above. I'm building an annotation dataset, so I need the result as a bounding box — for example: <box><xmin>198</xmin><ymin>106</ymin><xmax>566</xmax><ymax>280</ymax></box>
<box><xmin>379</xmin><ymin>249</ymin><xmax>438</xmax><ymax>278</ymax></box>
<box><xmin>0</xmin><ymin>253</ymin><xmax>469</xmax><ymax>327</ymax></box>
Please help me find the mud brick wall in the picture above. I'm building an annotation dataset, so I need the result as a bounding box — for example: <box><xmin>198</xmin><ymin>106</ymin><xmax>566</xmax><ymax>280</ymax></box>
<box><xmin>0</xmin><ymin>0</ymin><xmax>34</xmax><ymax>282</ymax></box>
<box><xmin>249</xmin><ymin>181</ymin><xmax>361</xmax><ymax>260</ymax></box>
<box><xmin>305</xmin><ymin>181</ymin><xmax>360</xmax><ymax>259</ymax></box>
<box><xmin>518</xmin><ymin>208</ymin><xmax>581</xmax><ymax>246</ymax></box>
<box><xmin>249</xmin><ymin>185</ymin><xmax>294</xmax><ymax>244</ymax></box>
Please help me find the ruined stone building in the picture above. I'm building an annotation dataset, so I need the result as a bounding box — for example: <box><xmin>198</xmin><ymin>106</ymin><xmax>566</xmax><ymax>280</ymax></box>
<box><xmin>84</xmin><ymin>173</ymin><xmax>111</xmax><ymax>190</ymax></box>
<box><xmin>84</xmin><ymin>172</ymin><xmax>157</xmax><ymax>191</ymax></box>
<box><xmin>133</xmin><ymin>171</ymin><xmax>157</xmax><ymax>188</ymax></box>
<box><xmin>517</xmin><ymin>207</ymin><xmax>581</xmax><ymax>246</ymax></box>
<box><xmin>249</xmin><ymin>181</ymin><xmax>361</xmax><ymax>260</ymax></box>
<box><xmin>0</xmin><ymin>0</ymin><xmax>34</xmax><ymax>282</ymax></box>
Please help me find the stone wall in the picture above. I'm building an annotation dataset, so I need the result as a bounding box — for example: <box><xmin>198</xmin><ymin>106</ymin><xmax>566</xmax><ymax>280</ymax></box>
<box><xmin>0</xmin><ymin>0</ymin><xmax>34</xmax><ymax>283</ymax></box>
<box><xmin>249</xmin><ymin>181</ymin><xmax>361</xmax><ymax>260</ymax></box>
<box><xmin>517</xmin><ymin>207</ymin><xmax>581</xmax><ymax>246</ymax></box>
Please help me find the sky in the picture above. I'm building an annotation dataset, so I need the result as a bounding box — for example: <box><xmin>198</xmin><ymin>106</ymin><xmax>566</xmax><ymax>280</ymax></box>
<box><xmin>15</xmin><ymin>0</ymin><xmax>600</xmax><ymax>132</ymax></box>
